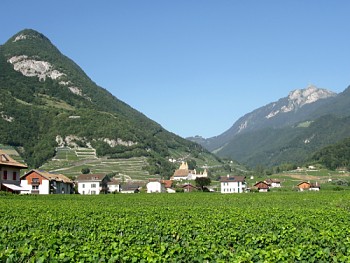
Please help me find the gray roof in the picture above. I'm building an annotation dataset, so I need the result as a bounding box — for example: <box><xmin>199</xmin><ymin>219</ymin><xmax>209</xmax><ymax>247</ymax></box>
<box><xmin>76</xmin><ymin>174</ymin><xmax>107</xmax><ymax>182</ymax></box>
<box><xmin>220</xmin><ymin>176</ymin><xmax>246</xmax><ymax>183</ymax></box>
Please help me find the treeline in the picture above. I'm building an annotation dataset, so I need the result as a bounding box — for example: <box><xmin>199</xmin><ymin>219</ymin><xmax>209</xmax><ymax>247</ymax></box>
<box><xmin>312</xmin><ymin>137</ymin><xmax>350</xmax><ymax>170</ymax></box>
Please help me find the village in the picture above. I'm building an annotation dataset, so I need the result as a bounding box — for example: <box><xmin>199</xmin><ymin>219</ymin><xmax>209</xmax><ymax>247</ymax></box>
<box><xmin>0</xmin><ymin>150</ymin><xmax>322</xmax><ymax>195</ymax></box>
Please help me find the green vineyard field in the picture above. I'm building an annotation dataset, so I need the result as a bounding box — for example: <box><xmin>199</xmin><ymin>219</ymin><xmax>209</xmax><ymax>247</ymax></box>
<box><xmin>1</xmin><ymin>192</ymin><xmax>350</xmax><ymax>262</ymax></box>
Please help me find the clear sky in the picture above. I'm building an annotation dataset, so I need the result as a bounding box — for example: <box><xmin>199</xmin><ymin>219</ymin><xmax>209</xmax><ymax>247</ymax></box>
<box><xmin>2</xmin><ymin>1</ymin><xmax>350</xmax><ymax>138</ymax></box>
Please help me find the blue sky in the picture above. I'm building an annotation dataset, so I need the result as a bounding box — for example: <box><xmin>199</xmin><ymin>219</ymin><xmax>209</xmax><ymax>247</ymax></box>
<box><xmin>2</xmin><ymin>1</ymin><xmax>350</xmax><ymax>138</ymax></box>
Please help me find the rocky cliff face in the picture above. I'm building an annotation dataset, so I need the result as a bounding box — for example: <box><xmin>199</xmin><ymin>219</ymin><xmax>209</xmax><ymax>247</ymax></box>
<box><xmin>265</xmin><ymin>86</ymin><xmax>336</xmax><ymax>120</ymax></box>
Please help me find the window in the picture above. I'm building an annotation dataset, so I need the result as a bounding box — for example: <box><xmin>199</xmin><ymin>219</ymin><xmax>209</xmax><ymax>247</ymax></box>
<box><xmin>3</xmin><ymin>170</ymin><xmax>7</xmax><ymax>180</ymax></box>
<box><xmin>91</xmin><ymin>184</ymin><xmax>96</xmax><ymax>188</ymax></box>
<box><xmin>82</xmin><ymin>184</ymin><xmax>85</xmax><ymax>188</ymax></box>
<box><xmin>32</xmin><ymin>185</ymin><xmax>39</xmax><ymax>190</ymax></box>
<box><xmin>32</xmin><ymin>178</ymin><xmax>39</xmax><ymax>184</ymax></box>
<box><xmin>12</xmin><ymin>172</ymin><xmax>17</xmax><ymax>181</ymax></box>
<box><xmin>91</xmin><ymin>191</ymin><xmax>96</xmax><ymax>194</ymax></box>
<box><xmin>82</xmin><ymin>191</ymin><xmax>85</xmax><ymax>194</ymax></box>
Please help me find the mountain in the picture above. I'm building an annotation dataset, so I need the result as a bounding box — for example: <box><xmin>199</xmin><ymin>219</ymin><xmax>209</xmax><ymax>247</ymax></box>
<box><xmin>189</xmin><ymin>85</ymin><xmax>350</xmax><ymax>167</ymax></box>
<box><xmin>0</xmin><ymin>29</ymin><xmax>210</xmax><ymax>176</ymax></box>
<box><xmin>189</xmin><ymin>85</ymin><xmax>336</xmax><ymax>151</ymax></box>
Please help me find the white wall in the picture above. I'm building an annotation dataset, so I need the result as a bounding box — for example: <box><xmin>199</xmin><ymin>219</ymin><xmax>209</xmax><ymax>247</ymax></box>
<box><xmin>147</xmin><ymin>182</ymin><xmax>163</xmax><ymax>193</ymax></box>
<box><xmin>221</xmin><ymin>182</ymin><xmax>245</xmax><ymax>194</ymax></box>
<box><xmin>20</xmin><ymin>179</ymin><xmax>31</xmax><ymax>194</ymax></box>
<box><xmin>108</xmin><ymin>184</ymin><xmax>120</xmax><ymax>193</ymax></box>
<box><xmin>78</xmin><ymin>181</ymin><xmax>101</xmax><ymax>195</ymax></box>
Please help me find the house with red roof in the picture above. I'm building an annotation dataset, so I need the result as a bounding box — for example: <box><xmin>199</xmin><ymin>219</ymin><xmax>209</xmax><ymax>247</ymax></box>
<box><xmin>21</xmin><ymin>170</ymin><xmax>73</xmax><ymax>194</ymax></box>
<box><xmin>254</xmin><ymin>181</ymin><xmax>270</xmax><ymax>192</ymax></box>
<box><xmin>297</xmin><ymin>181</ymin><xmax>320</xmax><ymax>191</ymax></box>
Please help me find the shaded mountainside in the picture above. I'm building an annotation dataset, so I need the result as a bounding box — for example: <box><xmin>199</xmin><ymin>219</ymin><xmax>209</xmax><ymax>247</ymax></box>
<box><xmin>0</xmin><ymin>29</ymin><xmax>208</xmax><ymax>175</ymax></box>
<box><xmin>189</xmin><ymin>85</ymin><xmax>350</xmax><ymax>167</ymax></box>
<box><xmin>217</xmin><ymin>115</ymin><xmax>350</xmax><ymax>167</ymax></box>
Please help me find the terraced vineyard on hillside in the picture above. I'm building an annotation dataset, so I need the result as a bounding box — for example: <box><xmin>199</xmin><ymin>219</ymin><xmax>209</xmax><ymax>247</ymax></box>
<box><xmin>1</xmin><ymin>192</ymin><xmax>350</xmax><ymax>262</ymax></box>
<box><xmin>40</xmin><ymin>147</ymin><xmax>152</xmax><ymax>180</ymax></box>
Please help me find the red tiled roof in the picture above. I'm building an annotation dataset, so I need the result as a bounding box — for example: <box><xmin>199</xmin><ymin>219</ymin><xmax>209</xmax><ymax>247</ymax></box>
<box><xmin>22</xmin><ymin>170</ymin><xmax>73</xmax><ymax>184</ymax></box>
<box><xmin>161</xmin><ymin>180</ymin><xmax>172</xmax><ymax>188</ymax></box>
<box><xmin>254</xmin><ymin>181</ymin><xmax>269</xmax><ymax>189</ymax></box>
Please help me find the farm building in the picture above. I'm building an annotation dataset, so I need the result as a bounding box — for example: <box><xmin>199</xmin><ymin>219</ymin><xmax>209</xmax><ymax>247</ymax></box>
<box><xmin>297</xmin><ymin>182</ymin><xmax>320</xmax><ymax>191</ymax></box>
<box><xmin>21</xmin><ymin>170</ymin><xmax>73</xmax><ymax>194</ymax></box>
<box><xmin>254</xmin><ymin>181</ymin><xmax>270</xmax><ymax>192</ymax></box>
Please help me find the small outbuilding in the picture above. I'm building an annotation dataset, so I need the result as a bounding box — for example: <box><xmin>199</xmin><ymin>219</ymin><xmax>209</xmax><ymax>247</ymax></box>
<box><xmin>146</xmin><ymin>180</ymin><xmax>166</xmax><ymax>193</ymax></box>
<box><xmin>254</xmin><ymin>181</ymin><xmax>270</xmax><ymax>192</ymax></box>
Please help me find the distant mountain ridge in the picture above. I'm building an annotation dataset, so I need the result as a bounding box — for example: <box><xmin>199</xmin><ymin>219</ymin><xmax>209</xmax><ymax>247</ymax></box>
<box><xmin>189</xmin><ymin>85</ymin><xmax>337</xmax><ymax>151</ymax></box>
<box><xmin>189</xmin><ymin>85</ymin><xmax>350</xmax><ymax>167</ymax></box>
<box><xmin>0</xmin><ymin>29</ymin><xmax>209</xmax><ymax>176</ymax></box>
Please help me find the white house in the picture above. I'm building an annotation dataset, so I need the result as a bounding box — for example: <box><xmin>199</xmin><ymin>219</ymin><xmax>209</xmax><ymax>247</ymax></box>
<box><xmin>146</xmin><ymin>181</ymin><xmax>165</xmax><ymax>193</ymax></box>
<box><xmin>107</xmin><ymin>178</ymin><xmax>120</xmax><ymax>193</ymax></box>
<box><xmin>0</xmin><ymin>150</ymin><xmax>28</xmax><ymax>193</ymax></box>
<box><xmin>220</xmin><ymin>175</ymin><xmax>246</xmax><ymax>194</ymax></box>
<box><xmin>76</xmin><ymin>174</ymin><xmax>109</xmax><ymax>195</ymax></box>
<box><xmin>265</xmin><ymin>178</ymin><xmax>281</xmax><ymax>188</ymax></box>
<box><xmin>21</xmin><ymin>170</ymin><xmax>73</xmax><ymax>194</ymax></box>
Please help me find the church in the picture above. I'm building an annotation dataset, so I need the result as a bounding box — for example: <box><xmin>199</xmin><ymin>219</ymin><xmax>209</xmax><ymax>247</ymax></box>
<box><xmin>171</xmin><ymin>161</ymin><xmax>208</xmax><ymax>181</ymax></box>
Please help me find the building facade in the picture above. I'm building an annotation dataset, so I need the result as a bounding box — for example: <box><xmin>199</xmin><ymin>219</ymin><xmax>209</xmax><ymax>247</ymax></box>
<box><xmin>21</xmin><ymin>170</ymin><xmax>73</xmax><ymax>194</ymax></box>
<box><xmin>220</xmin><ymin>175</ymin><xmax>246</xmax><ymax>194</ymax></box>
<box><xmin>0</xmin><ymin>150</ymin><xmax>28</xmax><ymax>193</ymax></box>
<box><xmin>77</xmin><ymin>174</ymin><xmax>109</xmax><ymax>195</ymax></box>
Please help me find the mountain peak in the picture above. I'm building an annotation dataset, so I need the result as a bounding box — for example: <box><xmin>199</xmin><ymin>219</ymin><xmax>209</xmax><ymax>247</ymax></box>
<box><xmin>9</xmin><ymin>29</ymin><xmax>50</xmax><ymax>44</ymax></box>
<box><xmin>287</xmin><ymin>85</ymin><xmax>336</xmax><ymax>109</ymax></box>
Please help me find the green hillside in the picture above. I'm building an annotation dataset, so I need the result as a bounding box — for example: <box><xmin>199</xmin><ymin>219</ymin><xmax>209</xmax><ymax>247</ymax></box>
<box><xmin>0</xmin><ymin>29</ymin><xmax>216</xmax><ymax>178</ymax></box>
<box><xmin>217</xmin><ymin>115</ymin><xmax>350</xmax><ymax>167</ymax></box>
<box><xmin>312</xmin><ymin>137</ymin><xmax>350</xmax><ymax>170</ymax></box>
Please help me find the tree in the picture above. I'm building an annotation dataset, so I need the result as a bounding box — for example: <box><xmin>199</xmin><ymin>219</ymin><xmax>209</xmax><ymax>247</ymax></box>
<box><xmin>195</xmin><ymin>177</ymin><xmax>211</xmax><ymax>191</ymax></box>
<box><xmin>187</xmin><ymin>159</ymin><xmax>197</xmax><ymax>170</ymax></box>
<box><xmin>81</xmin><ymin>167</ymin><xmax>90</xmax><ymax>174</ymax></box>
